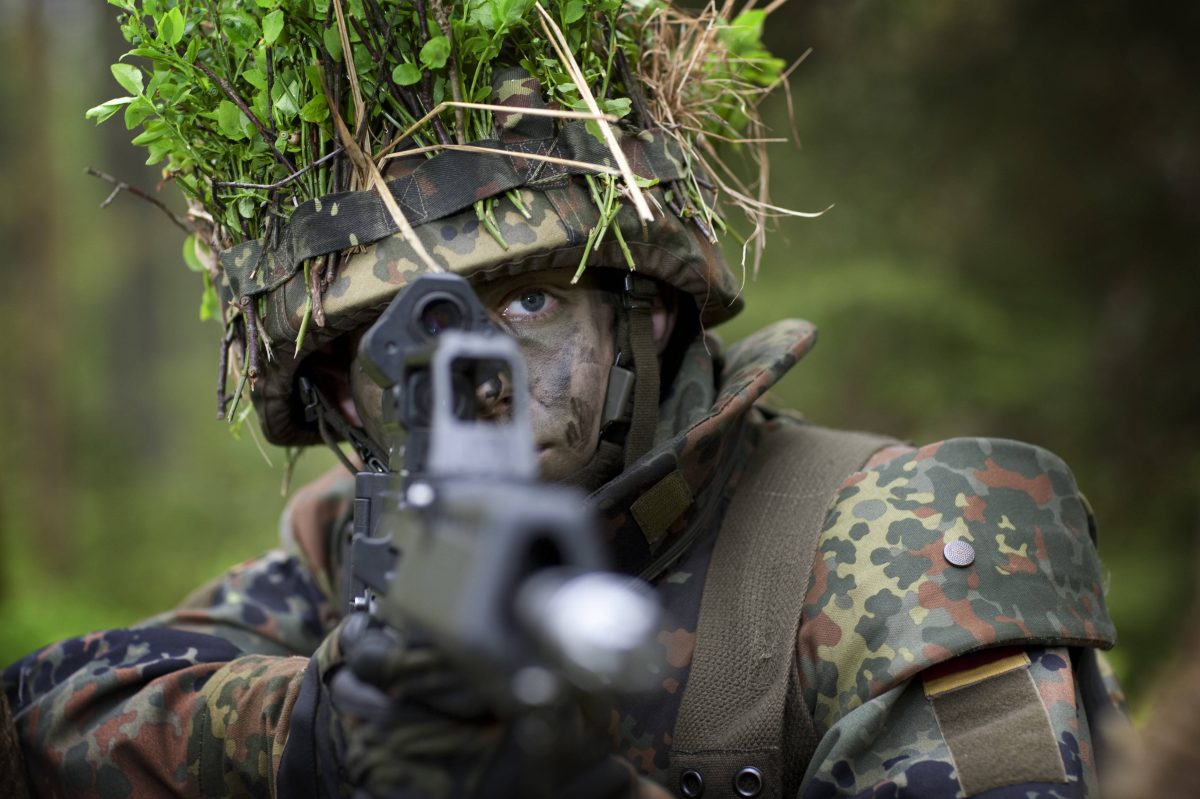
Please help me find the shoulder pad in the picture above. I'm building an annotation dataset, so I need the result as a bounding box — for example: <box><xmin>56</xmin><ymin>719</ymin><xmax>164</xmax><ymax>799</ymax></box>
<box><xmin>797</xmin><ymin>437</ymin><xmax>1115</xmax><ymax>732</ymax></box>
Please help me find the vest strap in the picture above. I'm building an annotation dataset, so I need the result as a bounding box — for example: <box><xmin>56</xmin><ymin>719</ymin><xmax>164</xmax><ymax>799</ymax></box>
<box><xmin>669</xmin><ymin>422</ymin><xmax>897</xmax><ymax>799</ymax></box>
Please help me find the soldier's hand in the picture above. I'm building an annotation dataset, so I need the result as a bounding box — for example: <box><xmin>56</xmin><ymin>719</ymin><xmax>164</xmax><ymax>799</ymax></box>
<box><xmin>319</xmin><ymin>613</ymin><xmax>498</xmax><ymax>799</ymax></box>
<box><xmin>321</xmin><ymin>614</ymin><xmax>641</xmax><ymax>799</ymax></box>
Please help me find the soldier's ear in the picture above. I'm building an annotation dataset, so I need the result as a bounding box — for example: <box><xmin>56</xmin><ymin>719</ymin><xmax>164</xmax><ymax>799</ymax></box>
<box><xmin>652</xmin><ymin>289</ymin><xmax>678</xmax><ymax>355</ymax></box>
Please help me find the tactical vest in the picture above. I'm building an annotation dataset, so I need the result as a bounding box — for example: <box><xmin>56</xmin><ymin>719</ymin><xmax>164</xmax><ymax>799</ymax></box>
<box><xmin>664</xmin><ymin>420</ymin><xmax>1127</xmax><ymax>799</ymax></box>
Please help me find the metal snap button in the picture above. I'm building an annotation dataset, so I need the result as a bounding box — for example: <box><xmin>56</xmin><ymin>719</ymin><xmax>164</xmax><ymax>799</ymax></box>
<box><xmin>943</xmin><ymin>539</ymin><xmax>976</xmax><ymax>567</ymax></box>
<box><xmin>734</xmin><ymin>765</ymin><xmax>764</xmax><ymax>797</ymax></box>
<box><xmin>679</xmin><ymin>768</ymin><xmax>705</xmax><ymax>798</ymax></box>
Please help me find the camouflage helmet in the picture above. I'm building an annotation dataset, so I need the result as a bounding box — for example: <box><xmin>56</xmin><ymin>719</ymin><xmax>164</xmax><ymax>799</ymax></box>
<box><xmin>98</xmin><ymin>2</ymin><xmax>784</xmax><ymax>448</ymax></box>
<box><xmin>224</xmin><ymin>70</ymin><xmax>745</xmax><ymax>447</ymax></box>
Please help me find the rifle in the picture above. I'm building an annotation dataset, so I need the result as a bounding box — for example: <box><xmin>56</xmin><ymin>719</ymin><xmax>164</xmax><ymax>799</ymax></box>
<box><xmin>339</xmin><ymin>272</ymin><xmax>662</xmax><ymax>716</ymax></box>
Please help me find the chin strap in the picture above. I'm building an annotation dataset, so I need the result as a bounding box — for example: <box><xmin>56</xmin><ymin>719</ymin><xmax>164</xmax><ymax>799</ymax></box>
<box><xmin>621</xmin><ymin>274</ymin><xmax>660</xmax><ymax>468</ymax></box>
<box><xmin>563</xmin><ymin>275</ymin><xmax>661</xmax><ymax>492</ymax></box>
<box><xmin>298</xmin><ymin>376</ymin><xmax>388</xmax><ymax>474</ymax></box>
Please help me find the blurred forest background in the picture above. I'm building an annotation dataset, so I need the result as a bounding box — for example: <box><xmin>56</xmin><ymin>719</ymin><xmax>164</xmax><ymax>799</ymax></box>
<box><xmin>0</xmin><ymin>0</ymin><xmax>1196</xmax><ymax>718</ymax></box>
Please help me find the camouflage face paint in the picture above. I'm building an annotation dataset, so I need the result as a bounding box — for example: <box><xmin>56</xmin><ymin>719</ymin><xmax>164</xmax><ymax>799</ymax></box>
<box><xmin>349</xmin><ymin>269</ymin><xmax>616</xmax><ymax>481</ymax></box>
<box><xmin>349</xmin><ymin>354</ymin><xmax>386</xmax><ymax>449</ymax></box>
<box><xmin>471</xmin><ymin>269</ymin><xmax>616</xmax><ymax>481</ymax></box>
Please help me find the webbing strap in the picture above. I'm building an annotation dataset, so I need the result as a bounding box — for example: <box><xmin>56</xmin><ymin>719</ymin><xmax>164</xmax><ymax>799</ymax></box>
<box><xmin>624</xmin><ymin>308</ymin><xmax>659</xmax><ymax>469</ymax></box>
<box><xmin>669</xmin><ymin>423</ymin><xmax>897</xmax><ymax>799</ymax></box>
<box><xmin>220</xmin><ymin>124</ymin><xmax>690</xmax><ymax>302</ymax></box>
<box><xmin>623</xmin><ymin>275</ymin><xmax>660</xmax><ymax>471</ymax></box>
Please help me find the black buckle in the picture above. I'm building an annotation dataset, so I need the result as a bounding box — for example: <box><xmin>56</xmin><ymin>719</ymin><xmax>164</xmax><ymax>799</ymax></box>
<box><xmin>623</xmin><ymin>273</ymin><xmax>657</xmax><ymax>310</ymax></box>
<box><xmin>298</xmin><ymin>375</ymin><xmax>388</xmax><ymax>473</ymax></box>
<box><xmin>298</xmin><ymin>376</ymin><xmax>321</xmax><ymax>423</ymax></box>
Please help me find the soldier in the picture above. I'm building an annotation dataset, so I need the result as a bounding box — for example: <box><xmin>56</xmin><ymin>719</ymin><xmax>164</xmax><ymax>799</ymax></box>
<box><xmin>3</xmin><ymin>1</ymin><xmax>1126</xmax><ymax>797</ymax></box>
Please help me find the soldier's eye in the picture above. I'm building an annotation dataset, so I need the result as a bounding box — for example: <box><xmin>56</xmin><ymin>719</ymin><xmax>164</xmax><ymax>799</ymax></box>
<box><xmin>501</xmin><ymin>290</ymin><xmax>556</xmax><ymax>321</ymax></box>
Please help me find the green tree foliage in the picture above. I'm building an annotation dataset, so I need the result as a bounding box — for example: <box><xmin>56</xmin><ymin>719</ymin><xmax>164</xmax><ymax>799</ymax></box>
<box><xmin>0</xmin><ymin>0</ymin><xmax>1196</xmax><ymax>717</ymax></box>
<box><xmin>722</xmin><ymin>1</ymin><xmax>1200</xmax><ymax>706</ymax></box>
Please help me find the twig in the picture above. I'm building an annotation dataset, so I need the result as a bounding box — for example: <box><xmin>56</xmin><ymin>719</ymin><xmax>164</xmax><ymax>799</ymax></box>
<box><xmin>362</xmin><ymin>0</ymin><xmax>412</xmax><ymax>133</ymax></box>
<box><xmin>665</xmin><ymin>181</ymin><xmax>686</xmax><ymax>216</ymax></box>
<box><xmin>677</xmin><ymin>125</ymin><xmax>786</xmax><ymax>144</ymax></box>
<box><xmin>320</xmin><ymin>52</ymin><xmax>347</xmax><ymax>193</ymax></box>
<box><xmin>215</xmin><ymin>148</ymin><xmax>344</xmax><ymax>190</ymax></box>
<box><xmin>615</xmin><ymin>48</ymin><xmax>653</xmax><ymax>131</ymax></box>
<box><xmin>240</xmin><ymin>297</ymin><xmax>261</xmax><ymax>381</ymax></box>
<box><xmin>194</xmin><ymin>61</ymin><xmax>297</xmax><ymax>173</ymax></box>
<box><xmin>331</xmin><ymin>0</ymin><xmax>367</xmax><ymax>154</ymax></box>
<box><xmin>413</xmin><ymin>0</ymin><xmax>452</xmax><ymax>146</ymax></box>
<box><xmin>375</xmin><ymin>20</ymin><xmax>428</xmax><ymax>133</ymax></box>
<box><xmin>431</xmin><ymin>0</ymin><xmax>467</xmax><ymax>144</ymax></box>
<box><xmin>216</xmin><ymin>324</ymin><xmax>236</xmax><ymax>419</ymax></box>
<box><xmin>264</xmin><ymin>46</ymin><xmax>278</xmax><ymax>144</ymax></box>
<box><xmin>321</xmin><ymin>251</ymin><xmax>338</xmax><ymax>290</ymax></box>
<box><xmin>675</xmin><ymin>3</ymin><xmax>719</xmax><ymax>98</ymax></box>
<box><xmin>721</xmin><ymin>184</ymin><xmax>834</xmax><ymax>219</ymax></box>
<box><xmin>269</xmin><ymin>192</ymin><xmax>286</xmax><ymax>251</ymax></box>
<box><xmin>85</xmin><ymin>167</ymin><xmax>192</xmax><ymax>234</ymax></box>
<box><xmin>348</xmin><ymin>15</ymin><xmax>384</xmax><ymax>63</ymax></box>
<box><xmin>310</xmin><ymin>256</ymin><xmax>327</xmax><ymax>328</ymax></box>
<box><xmin>757</xmin><ymin>47</ymin><xmax>812</xmax><ymax>106</ymax></box>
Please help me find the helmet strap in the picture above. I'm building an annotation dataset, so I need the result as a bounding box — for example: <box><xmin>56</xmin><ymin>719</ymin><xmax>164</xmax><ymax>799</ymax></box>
<box><xmin>561</xmin><ymin>275</ymin><xmax>660</xmax><ymax>491</ymax></box>
<box><xmin>621</xmin><ymin>274</ymin><xmax>661</xmax><ymax>468</ymax></box>
<box><xmin>297</xmin><ymin>376</ymin><xmax>388</xmax><ymax>475</ymax></box>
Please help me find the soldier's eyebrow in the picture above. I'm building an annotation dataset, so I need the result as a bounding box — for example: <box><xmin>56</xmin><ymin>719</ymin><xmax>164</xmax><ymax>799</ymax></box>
<box><xmin>474</xmin><ymin>270</ymin><xmax>581</xmax><ymax>305</ymax></box>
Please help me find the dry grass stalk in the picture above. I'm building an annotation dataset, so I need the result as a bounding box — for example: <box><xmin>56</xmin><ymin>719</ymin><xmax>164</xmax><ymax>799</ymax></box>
<box><xmin>332</xmin><ymin>0</ymin><xmax>369</xmax><ymax>165</ymax></box>
<box><xmin>633</xmin><ymin>0</ymin><xmax>815</xmax><ymax>276</ymax></box>
<box><xmin>321</xmin><ymin>73</ymin><xmax>441</xmax><ymax>273</ymax></box>
<box><xmin>382</xmin><ymin>143</ymin><xmax>624</xmax><ymax>177</ymax></box>
<box><xmin>534</xmin><ymin>1</ymin><xmax>654</xmax><ymax>223</ymax></box>
<box><xmin>377</xmin><ymin>103</ymin><xmax>618</xmax><ymax>163</ymax></box>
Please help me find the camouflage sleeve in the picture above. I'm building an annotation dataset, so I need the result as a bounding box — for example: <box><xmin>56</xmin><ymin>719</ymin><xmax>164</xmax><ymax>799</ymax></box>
<box><xmin>3</xmin><ymin>549</ymin><xmax>337</xmax><ymax>799</ymax></box>
<box><xmin>796</xmin><ymin>438</ymin><xmax>1121</xmax><ymax>798</ymax></box>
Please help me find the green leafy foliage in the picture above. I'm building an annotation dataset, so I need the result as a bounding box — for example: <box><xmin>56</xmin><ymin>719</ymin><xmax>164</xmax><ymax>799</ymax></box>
<box><xmin>718</xmin><ymin>11</ymin><xmax>784</xmax><ymax>87</ymax></box>
<box><xmin>92</xmin><ymin>0</ymin><xmax>783</xmax><ymax>250</ymax></box>
<box><xmin>111</xmin><ymin>63</ymin><xmax>144</xmax><ymax>95</ymax></box>
<box><xmin>391</xmin><ymin>63</ymin><xmax>421</xmax><ymax>86</ymax></box>
<box><xmin>262</xmin><ymin>10</ymin><xmax>285</xmax><ymax>45</ymax></box>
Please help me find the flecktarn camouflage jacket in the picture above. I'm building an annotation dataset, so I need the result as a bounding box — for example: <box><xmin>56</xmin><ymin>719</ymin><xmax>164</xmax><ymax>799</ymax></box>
<box><xmin>3</xmin><ymin>320</ymin><xmax>1126</xmax><ymax>798</ymax></box>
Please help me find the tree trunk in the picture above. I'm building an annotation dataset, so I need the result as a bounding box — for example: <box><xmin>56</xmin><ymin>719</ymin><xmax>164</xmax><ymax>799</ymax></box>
<box><xmin>6</xmin><ymin>0</ymin><xmax>74</xmax><ymax>578</ymax></box>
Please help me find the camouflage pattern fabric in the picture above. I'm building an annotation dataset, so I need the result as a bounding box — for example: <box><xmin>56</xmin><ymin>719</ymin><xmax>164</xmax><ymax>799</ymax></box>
<box><xmin>798</xmin><ymin>438</ymin><xmax>1115</xmax><ymax>734</ymax></box>
<box><xmin>1</xmin><ymin>690</ymin><xmax>30</xmax><ymax>799</ymax></box>
<box><xmin>799</xmin><ymin>646</ymin><xmax>1119</xmax><ymax>798</ymax></box>
<box><xmin>3</xmin><ymin>554</ymin><xmax>327</xmax><ymax>797</ymax></box>
<box><xmin>794</xmin><ymin>437</ymin><xmax>1120</xmax><ymax>797</ymax></box>
<box><xmin>2</xmin><ymin>321</ymin><xmax>1122</xmax><ymax>798</ymax></box>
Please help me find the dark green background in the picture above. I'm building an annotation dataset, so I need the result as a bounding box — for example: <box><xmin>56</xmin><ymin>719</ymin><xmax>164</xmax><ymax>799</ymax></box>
<box><xmin>0</xmin><ymin>0</ymin><xmax>1195</xmax><ymax>717</ymax></box>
